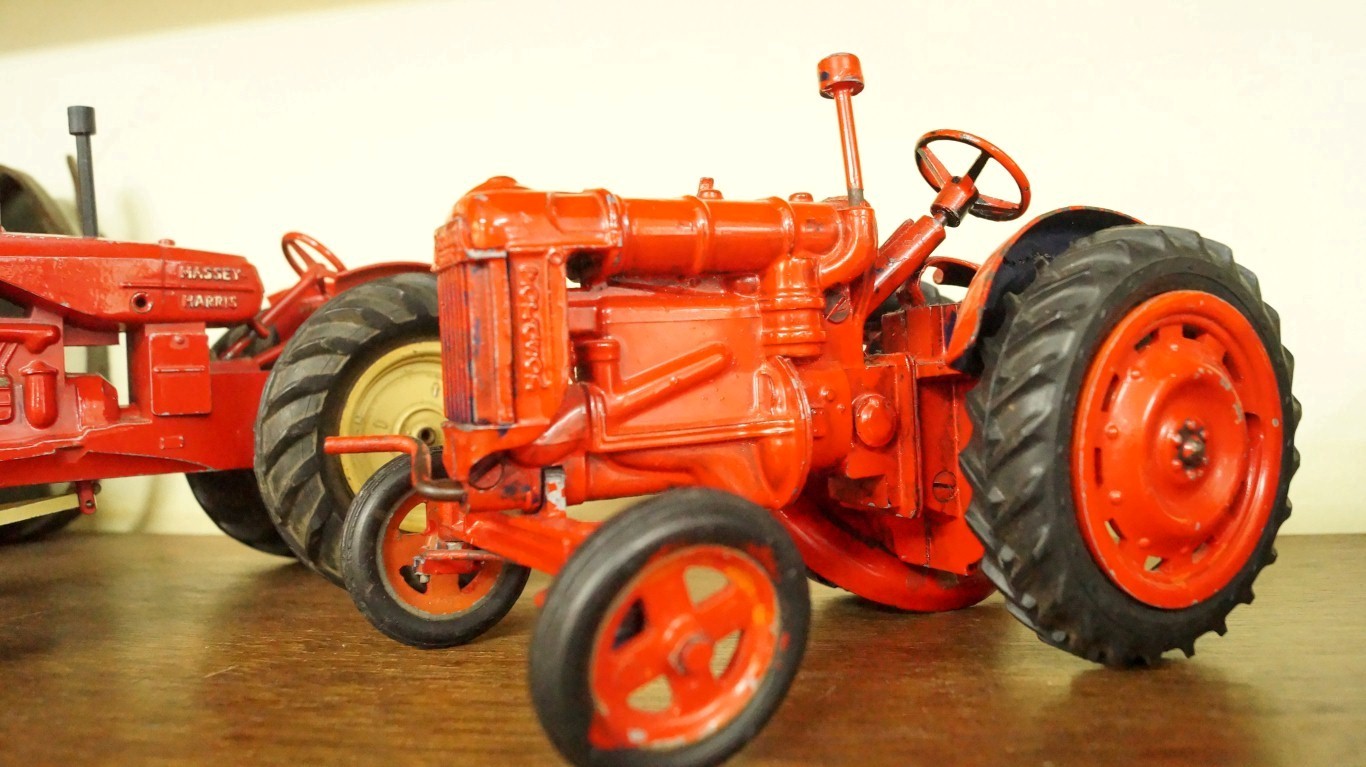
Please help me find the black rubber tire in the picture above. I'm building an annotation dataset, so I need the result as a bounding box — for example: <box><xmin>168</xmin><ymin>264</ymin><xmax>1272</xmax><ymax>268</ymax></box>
<box><xmin>960</xmin><ymin>225</ymin><xmax>1300</xmax><ymax>666</ymax></box>
<box><xmin>254</xmin><ymin>272</ymin><xmax>439</xmax><ymax>583</ymax></box>
<box><xmin>805</xmin><ymin>567</ymin><xmax>839</xmax><ymax>589</ymax></box>
<box><xmin>0</xmin><ymin>171</ymin><xmax>86</xmax><ymax>546</ymax></box>
<box><xmin>187</xmin><ymin>469</ymin><xmax>291</xmax><ymax>557</ymax></box>
<box><xmin>0</xmin><ymin>484</ymin><xmax>79</xmax><ymax>545</ymax></box>
<box><xmin>187</xmin><ymin>325</ymin><xmax>293</xmax><ymax>557</ymax></box>
<box><xmin>340</xmin><ymin>450</ymin><xmax>529</xmax><ymax>649</ymax></box>
<box><xmin>530</xmin><ymin>488</ymin><xmax>810</xmax><ymax>767</ymax></box>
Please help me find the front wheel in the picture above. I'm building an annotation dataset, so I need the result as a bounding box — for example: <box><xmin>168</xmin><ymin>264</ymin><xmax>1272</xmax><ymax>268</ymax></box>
<box><xmin>961</xmin><ymin>225</ymin><xmax>1299</xmax><ymax>666</ymax></box>
<box><xmin>530</xmin><ymin>488</ymin><xmax>810</xmax><ymax>767</ymax></box>
<box><xmin>255</xmin><ymin>272</ymin><xmax>443</xmax><ymax>583</ymax></box>
<box><xmin>340</xmin><ymin>451</ymin><xmax>529</xmax><ymax>649</ymax></box>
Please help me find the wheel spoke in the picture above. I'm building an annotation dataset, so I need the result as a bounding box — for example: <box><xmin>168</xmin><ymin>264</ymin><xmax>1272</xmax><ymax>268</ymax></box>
<box><xmin>385</xmin><ymin>530</ymin><xmax>427</xmax><ymax>566</ymax></box>
<box><xmin>695</xmin><ymin>584</ymin><xmax>757</xmax><ymax>639</ymax></box>
<box><xmin>599</xmin><ymin>630</ymin><xmax>671</xmax><ymax>697</ymax></box>
<box><xmin>972</xmin><ymin>194</ymin><xmax>1017</xmax><ymax>220</ymax></box>
<box><xmin>916</xmin><ymin>146</ymin><xmax>951</xmax><ymax>188</ymax></box>
<box><xmin>1155</xmin><ymin>322</ymin><xmax>1184</xmax><ymax>345</ymax></box>
<box><xmin>638</xmin><ymin>568</ymin><xmax>695</xmax><ymax>617</ymax></box>
<box><xmin>439</xmin><ymin>559</ymin><xmax>497</xmax><ymax>596</ymax></box>
<box><xmin>665</xmin><ymin>664</ymin><xmax>724</xmax><ymax>713</ymax></box>
<box><xmin>1197</xmin><ymin>332</ymin><xmax>1227</xmax><ymax>361</ymax></box>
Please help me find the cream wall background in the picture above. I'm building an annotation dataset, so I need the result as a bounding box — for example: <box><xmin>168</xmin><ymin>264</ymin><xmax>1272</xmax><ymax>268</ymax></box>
<box><xmin>1</xmin><ymin>0</ymin><xmax>1361</xmax><ymax>535</ymax></box>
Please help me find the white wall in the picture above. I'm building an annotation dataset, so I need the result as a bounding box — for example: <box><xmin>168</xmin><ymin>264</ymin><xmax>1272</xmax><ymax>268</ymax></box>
<box><xmin>1</xmin><ymin>0</ymin><xmax>1361</xmax><ymax>534</ymax></box>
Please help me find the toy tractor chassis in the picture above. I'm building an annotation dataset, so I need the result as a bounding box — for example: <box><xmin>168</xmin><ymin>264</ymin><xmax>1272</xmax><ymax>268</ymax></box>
<box><xmin>0</xmin><ymin>108</ymin><xmax>439</xmax><ymax>560</ymax></box>
<box><xmin>326</xmin><ymin>53</ymin><xmax>1298</xmax><ymax>767</ymax></box>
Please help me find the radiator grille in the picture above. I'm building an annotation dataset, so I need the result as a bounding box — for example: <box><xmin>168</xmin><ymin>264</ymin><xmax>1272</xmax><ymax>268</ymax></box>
<box><xmin>438</xmin><ymin>260</ymin><xmax>514</xmax><ymax>425</ymax></box>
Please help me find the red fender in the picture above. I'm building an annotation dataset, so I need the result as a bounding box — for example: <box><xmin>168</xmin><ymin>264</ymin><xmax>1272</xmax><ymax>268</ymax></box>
<box><xmin>945</xmin><ymin>206</ymin><xmax>1141</xmax><ymax>368</ymax></box>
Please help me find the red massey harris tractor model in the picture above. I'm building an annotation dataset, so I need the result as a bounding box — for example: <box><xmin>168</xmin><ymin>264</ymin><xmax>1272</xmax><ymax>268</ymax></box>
<box><xmin>0</xmin><ymin>107</ymin><xmax>442</xmax><ymax>558</ymax></box>
<box><xmin>326</xmin><ymin>54</ymin><xmax>1299</xmax><ymax>766</ymax></box>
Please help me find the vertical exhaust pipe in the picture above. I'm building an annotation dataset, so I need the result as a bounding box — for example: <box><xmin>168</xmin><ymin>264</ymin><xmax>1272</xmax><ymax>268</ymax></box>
<box><xmin>817</xmin><ymin>53</ymin><xmax>866</xmax><ymax>207</ymax></box>
<box><xmin>67</xmin><ymin>105</ymin><xmax>98</xmax><ymax>238</ymax></box>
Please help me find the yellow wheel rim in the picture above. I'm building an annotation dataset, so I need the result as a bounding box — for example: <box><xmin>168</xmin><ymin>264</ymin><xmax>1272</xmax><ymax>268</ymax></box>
<box><xmin>337</xmin><ymin>341</ymin><xmax>445</xmax><ymax>527</ymax></box>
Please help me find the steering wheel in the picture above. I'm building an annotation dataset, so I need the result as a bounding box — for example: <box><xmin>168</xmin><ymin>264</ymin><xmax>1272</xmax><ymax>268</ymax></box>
<box><xmin>281</xmin><ymin>231</ymin><xmax>347</xmax><ymax>277</ymax></box>
<box><xmin>914</xmin><ymin>130</ymin><xmax>1031</xmax><ymax>222</ymax></box>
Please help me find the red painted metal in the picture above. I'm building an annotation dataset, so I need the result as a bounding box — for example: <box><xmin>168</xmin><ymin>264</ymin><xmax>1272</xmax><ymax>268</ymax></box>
<box><xmin>585</xmin><ymin>544</ymin><xmax>780</xmax><ymax>750</ymax></box>
<box><xmin>1071</xmin><ymin>291</ymin><xmax>1284</xmax><ymax>608</ymax></box>
<box><xmin>281</xmin><ymin>231</ymin><xmax>347</xmax><ymax>276</ymax></box>
<box><xmin>914</xmin><ymin>130</ymin><xmax>1031</xmax><ymax>223</ymax></box>
<box><xmin>329</xmin><ymin>51</ymin><xmax>1071</xmax><ymax>617</ymax></box>
<box><xmin>774</xmin><ymin>493</ymin><xmax>994</xmax><ymax>611</ymax></box>
<box><xmin>75</xmin><ymin>480</ymin><xmax>98</xmax><ymax>514</ymax></box>
<box><xmin>379</xmin><ymin>491</ymin><xmax>502</xmax><ymax>613</ymax></box>
<box><xmin>0</xmin><ymin>234</ymin><xmax>263</xmax><ymax>327</ymax></box>
<box><xmin>459</xmin><ymin>509</ymin><xmax>597</xmax><ymax>577</ymax></box>
<box><xmin>0</xmin><ymin>213</ymin><xmax>429</xmax><ymax>494</ymax></box>
<box><xmin>326</xmin><ymin>434</ymin><xmax>435</xmax><ymax>488</ymax></box>
<box><xmin>21</xmin><ymin>359</ymin><xmax>59</xmax><ymax>428</ymax></box>
<box><xmin>819</xmin><ymin>52</ymin><xmax>867</xmax><ymax>205</ymax></box>
<box><xmin>943</xmin><ymin>206</ymin><xmax>1143</xmax><ymax>366</ymax></box>
<box><xmin>327</xmin><ymin>51</ymin><xmax>1287</xmax><ymax>760</ymax></box>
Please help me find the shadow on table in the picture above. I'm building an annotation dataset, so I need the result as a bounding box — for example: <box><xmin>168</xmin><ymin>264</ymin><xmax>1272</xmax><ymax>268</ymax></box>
<box><xmin>0</xmin><ymin>534</ymin><xmax>121</xmax><ymax>662</ymax></box>
<box><xmin>756</xmin><ymin>591</ymin><xmax>1273</xmax><ymax>766</ymax></box>
<box><xmin>185</xmin><ymin>553</ymin><xmax>552</xmax><ymax>764</ymax></box>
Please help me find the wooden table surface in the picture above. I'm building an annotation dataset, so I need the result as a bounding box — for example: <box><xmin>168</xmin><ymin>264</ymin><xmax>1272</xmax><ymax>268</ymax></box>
<box><xmin>1</xmin><ymin>532</ymin><xmax>1361</xmax><ymax>766</ymax></box>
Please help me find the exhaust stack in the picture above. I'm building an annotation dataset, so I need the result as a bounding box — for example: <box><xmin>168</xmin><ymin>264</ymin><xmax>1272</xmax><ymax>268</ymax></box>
<box><xmin>817</xmin><ymin>53</ymin><xmax>866</xmax><ymax>206</ymax></box>
<box><xmin>67</xmin><ymin>105</ymin><xmax>98</xmax><ymax>238</ymax></box>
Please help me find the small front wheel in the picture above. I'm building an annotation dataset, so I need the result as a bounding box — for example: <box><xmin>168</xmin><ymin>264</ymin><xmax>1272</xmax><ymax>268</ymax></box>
<box><xmin>530</xmin><ymin>488</ymin><xmax>810</xmax><ymax>767</ymax></box>
<box><xmin>340</xmin><ymin>451</ymin><xmax>529</xmax><ymax>648</ymax></box>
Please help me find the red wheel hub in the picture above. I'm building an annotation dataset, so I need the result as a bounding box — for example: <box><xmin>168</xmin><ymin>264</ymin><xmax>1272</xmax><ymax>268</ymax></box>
<box><xmin>1073</xmin><ymin>291</ymin><xmax>1283</xmax><ymax>608</ymax></box>
<box><xmin>380</xmin><ymin>496</ymin><xmax>501</xmax><ymax>614</ymax></box>
<box><xmin>587</xmin><ymin>545</ymin><xmax>779</xmax><ymax>749</ymax></box>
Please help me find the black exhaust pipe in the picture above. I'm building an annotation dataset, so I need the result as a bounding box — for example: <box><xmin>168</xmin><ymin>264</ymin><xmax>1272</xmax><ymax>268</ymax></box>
<box><xmin>67</xmin><ymin>105</ymin><xmax>98</xmax><ymax>238</ymax></box>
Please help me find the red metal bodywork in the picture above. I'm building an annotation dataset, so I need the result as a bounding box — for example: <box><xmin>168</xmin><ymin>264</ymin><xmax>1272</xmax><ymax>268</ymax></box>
<box><xmin>943</xmin><ymin>206</ymin><xmax>1142</xmax><ymax>367</ymax></box>
<box><xmin>327</xmin><ymin>53</ymin><xmax>1140</xmax><ymax>611</ymax></box>
<box><xmin>1071</xmin><ymin>290</ymin><xmax>1284</xmax><ymax>607</ymax></box>
<box><xmin>0</xmin><ymin>228</ymin><xmax>428</xmax><ymax>491</ymax></box>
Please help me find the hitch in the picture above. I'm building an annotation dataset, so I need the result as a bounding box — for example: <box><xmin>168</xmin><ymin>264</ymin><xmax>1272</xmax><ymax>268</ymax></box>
<box><xmin>0</xmin><ymin>480</ymin><xmax>98</xmax><ymax>527</ymax></box>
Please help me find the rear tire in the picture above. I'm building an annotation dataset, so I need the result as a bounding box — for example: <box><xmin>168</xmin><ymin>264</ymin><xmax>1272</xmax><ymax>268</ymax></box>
<box><xmin>187</xmin><ymin>325</ymin><xmax>292</xmax><ymax>557</ymax></box>
<box><xmin>255</xmin><ymin>272</ymin><xmax>441</xmax><ymax>583</ymax></box>
<box><xmin>0</xmin><ymin>485</ymin><xmax>79</xmax><ymax>545</ymax></box>
<box><xmin>960</xmin><ymin>225</ymin><xmax>1298</xmax><ymax>666</ymax></box>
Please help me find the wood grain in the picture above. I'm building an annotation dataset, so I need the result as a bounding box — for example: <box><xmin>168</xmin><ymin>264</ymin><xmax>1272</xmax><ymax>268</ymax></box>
<box><xmin>1</xmin><ymin>533</ymin><xmax>1361</xmax><ymax>766</ymax></box>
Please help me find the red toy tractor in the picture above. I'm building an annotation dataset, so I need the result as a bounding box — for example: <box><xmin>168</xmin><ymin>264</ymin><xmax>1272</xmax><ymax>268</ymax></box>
<box><xmin>0</xmin><ymin>107</ymin><xmax>441</xmax><ymax>559</ymax></box>
<box><xmin>327</xmin><ymin>53</ymin><xmax>1299</xmax><ymax>766</ymax></box>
